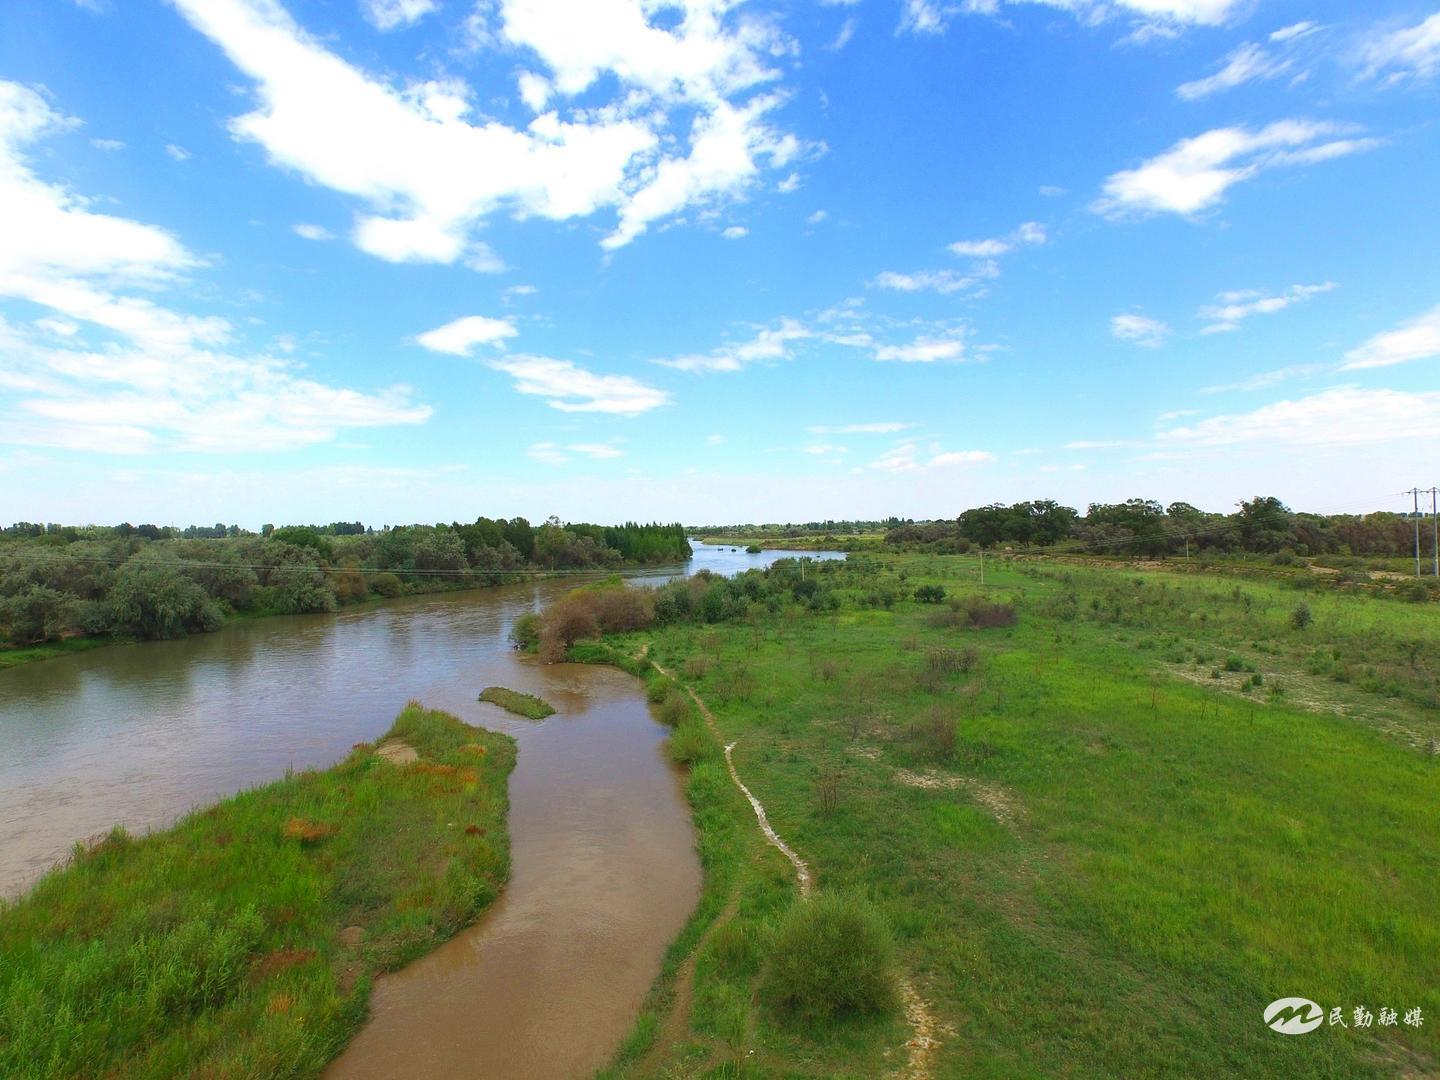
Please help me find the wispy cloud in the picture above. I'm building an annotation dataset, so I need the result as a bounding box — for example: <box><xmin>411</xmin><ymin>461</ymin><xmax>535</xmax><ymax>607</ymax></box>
<box><xmin>1160</xmin><ymin>387</ymin><xmax>1440</xmax><ymax>447</ymax></box>
<box><xmin>1200</xmin><ymin>364</ymin><xmax>1324</xmax><ymax>394</ymax></box>
<box><xmin>1199</xmin><ymin>282</ymin><xmax>1336</xmax><ymax>334</ymax></box>
<box><xmin>0</xmin><ymin>80</ymin><xmax>429</xmax><ymax>454</ymax></box>
<box><xmin>1093</xmin><ymin>120</ymin><xmax>1380</xmax><ymax>219</ymax></box>
<box><xmin>1110</xmin><ymin>313</ymin><xmax>1169</xmax><ymax>348</ymax></box>
<box><xmin>292</xmin><ymin>222</ymin><xmax>332</xmax><ymax>241</ymax></box>
<box><xmin>1355</xmin><ymin>13</ymin><xmax>1440</xmax><ymax>84</ymax></box>
<box><xmin>807</xmin><ymin>422</ymin><xmax>911</xmax><ymax>434</ymax></box>
<box><xmin>362</xmin><ymin>0</ymin><xmax>438</xmax><ymax>32</ymax></box>
<box><xmin>1177</xmin><ymin>42</ymin><xmax>1292</xmax><ymax>101</ymax></box>
<box><xmin>655</xmin><ymin>319</ymin><xmax>810</xmax><ymax>373</ymax></box>
<box><xmin>873</xmin><ymin>334</ymin><xmax>964</xmax><ymax>363</ymax></box>
<box><xmin>1341</xmin><ymin>304</ymin><xmax>1440</xmax><ymax>370</ymax></box>
<box><xmin>489</xmin><ymin>356</ymin><xmax>669</xmax><ymax>414</ymax></box>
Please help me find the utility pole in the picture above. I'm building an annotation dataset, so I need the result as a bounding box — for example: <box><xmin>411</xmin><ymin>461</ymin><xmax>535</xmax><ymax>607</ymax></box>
<box><xmin>1412</xmin><ymin>488</ymin><xmax>1423</xmax><ymax>579</ymax></box>
<box><xmin>979</xmin><ymin>546</ymin><xmax>985</xmax><ymax>587</ymax></box>
<box><xmin>1432</xmin><ymin>487</ymin><xmax>1439</xmax><ymax>578</ymax></box>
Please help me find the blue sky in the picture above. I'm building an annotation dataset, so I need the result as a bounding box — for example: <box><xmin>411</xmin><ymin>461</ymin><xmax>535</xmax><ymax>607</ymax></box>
<box><xmin>1</xmin><ymin>0</ymin><xmax>1438</xmax><ymax>527</ymax></box>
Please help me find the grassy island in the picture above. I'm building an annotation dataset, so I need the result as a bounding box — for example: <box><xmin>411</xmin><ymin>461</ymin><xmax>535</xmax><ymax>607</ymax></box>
<box><xmin>478</xmin><ymin>685</ymin><xmax>556</xmax><ymax>719</ymax></box>
<box><xmin>0</xmin><ymin>703</ymin><xmax>515</xmax><ymax>1079</ymax></box>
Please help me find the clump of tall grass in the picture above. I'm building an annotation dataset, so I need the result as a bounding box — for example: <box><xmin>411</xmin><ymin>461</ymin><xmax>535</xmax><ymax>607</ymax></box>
<box><xmin>658</xmin><ymin>688</ymin><xmax>693</xmax><ymax>727</ymax></box>
<box><xmin>761</xmin><ymin>893</ymin><xmax>898</xmax><ymax>1025</ymax></box>
<box><xmin>926</xmin><ymin>595</ymin><xmax>1018</xmax><ymax>630</ymax></box>
<box><xmin>668</xmin><ymin>719</ymin><xmax>713</xmax><ymax>767</ymax></box>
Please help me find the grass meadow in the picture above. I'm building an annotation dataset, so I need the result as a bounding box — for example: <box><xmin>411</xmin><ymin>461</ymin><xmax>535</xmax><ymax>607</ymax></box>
<box><xmin>0</xmin><ymin>704</ymin><xmax>515</xmax><ymax>1079</ymax></box>
<box><xmin>590</xmin><ymin>553</ymin><xmax>1440</xmax><ymax>1078</ymax></box>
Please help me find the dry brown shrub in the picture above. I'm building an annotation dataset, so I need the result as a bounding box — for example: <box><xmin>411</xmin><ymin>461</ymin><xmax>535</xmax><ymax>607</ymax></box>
<box><xmin>591</xmin><ymin>587</ymin><xmax>654</xmax><ymax>633</ymax></box>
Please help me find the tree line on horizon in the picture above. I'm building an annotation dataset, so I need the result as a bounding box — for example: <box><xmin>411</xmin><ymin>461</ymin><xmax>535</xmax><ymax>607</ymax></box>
<box><xmin>885</xmin><ymin>496</ymin><xmax>1432</xmax><ymax>559</ymax></box>
<box><xmin>0</xmin><ymin>517</ymin><xmax>689</xmax><ymax>647</ymax></box>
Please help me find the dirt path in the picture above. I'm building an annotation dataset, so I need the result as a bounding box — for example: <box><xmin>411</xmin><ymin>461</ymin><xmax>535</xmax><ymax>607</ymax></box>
<box><xmin>646</xmin><ymin>651</ymin><xmax>937</xmax><ymax>1076</ymax></box>
<box><xmin>650</xmin><ymin>659</ymin><xmax>812</xmax><ymax>897</ymax></box>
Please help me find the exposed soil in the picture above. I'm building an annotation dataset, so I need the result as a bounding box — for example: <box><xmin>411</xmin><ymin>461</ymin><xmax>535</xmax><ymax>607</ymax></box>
<box><xmin>373</xmin><ymin>740</ymin><xmax>418</xmax><ymax>765</ymax></box>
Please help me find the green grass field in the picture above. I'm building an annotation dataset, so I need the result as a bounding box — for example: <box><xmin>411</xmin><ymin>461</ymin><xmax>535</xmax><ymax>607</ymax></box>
<box><xmin>587</xmin><ymin>553</ymin><xmax>1440</xmax><ymax>1078</ymax></box>
<box><xmin>0</xmin><ymin>704</ymin><xmax>515</xmax><ymax>1079</ymax></box>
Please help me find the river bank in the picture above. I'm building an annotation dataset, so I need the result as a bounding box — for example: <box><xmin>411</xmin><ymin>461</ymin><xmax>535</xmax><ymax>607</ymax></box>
<box><xmin>537</xmin><ymin>553</ymin><xmax>1440</xmax><ymax>1077</ymax></box>
<box><xmin>0</xmin><ymin>703</ymin><xmax>515</xmax><ymax>1078</ymax></box>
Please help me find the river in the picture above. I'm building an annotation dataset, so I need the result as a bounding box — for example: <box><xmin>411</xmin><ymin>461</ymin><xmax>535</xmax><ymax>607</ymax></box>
<box><xmin>0</xmin><ymin>541</ymin><xmax>843</xmax><ymax>1078</ymax></box>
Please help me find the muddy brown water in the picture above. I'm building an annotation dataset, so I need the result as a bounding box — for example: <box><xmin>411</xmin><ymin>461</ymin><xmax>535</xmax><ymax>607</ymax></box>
<box><xmin>0</xmin><ymin>544</ymin><xmax>843</xmax><ymax>1077</ymax></box>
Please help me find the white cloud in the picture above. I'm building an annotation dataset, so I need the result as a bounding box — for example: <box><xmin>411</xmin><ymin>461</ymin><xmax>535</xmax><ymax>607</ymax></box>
<box><xmin>502</xmin><ymin>283</ymin><xmax>538</xmax><ymax>302</ymax></box>
<box><xmin>869</xmin><ymin>440</ymin><xmax>990</xmax><ymax>472</ymax></box>
<box><xmin>807</xmin><ymin>422</ymin><xmax>911</xmax><ymax>434</ymax></box>
<box><xmin>488</xmin><ymin>355</ymin><xmax>670</xmax><ymax>414</ymax></box>
<box><xmin>168</xmin><ymin>0</ymin><xmax>801</xmax><ymax>263</ymax></box>
<box><xmin>165</xmin><ymin>143</ymin><xmax>192</xmax><ymax>162</ymax></box>
<box><xmin>1341</xmin><ymin>304</ymin><xmax>1440</xmax><ymax>370</ymax></box>
<box><xmin>90</xmin><ymin>138</ymin><xmax>125</xmax><ymax>151</ymax></box>
<box><xmin>1177</xmin><ymin>43</ymin><xmax>1291</xmax><ymax>101</ymax></box>
<box><xmin>778</xmin><ymin>171</ymin><xmax>801</xmax><ymax>193</ymax></box>
<box><xmin>873</xmin><ymin>335</ymin><xmax>964</xmax><ymax>363</ymax></box>
<box><xmin>804</xmin><ymin>442</ymin><xmax>847</xmax><ymax>455</ymax></box>
<box><xmin>1199</xmin><ymin>364</ymin><xmax>1323</xmax><ymax>394</ymax></box>
<box><xmin>1159</xmin><ymin>387</ymin><xmax>1440</xmax><ymax>447</ymax></box>
<box><xmin>806</xmin><ymin>209</ymin><xmax>827</xmax><ymax>224</ymax></box>
<box><xmin>569</xmin><ymin>441</ymin><xmax>625</xmax><ymax>459</ymax></box>
<box><xmin>1198</xmin><ymin>281</ymin><xmax>1335</xmax><ymax>333</ymax></box>
<box><xmin>1271</xmin><ymin>21</ymin><xmax>1320</xmax><ymax>44</ymax></box>
<box><xmin>1093</xmin><ymin>120</ymin><xmax>1380</xmax><ymax>219</ymax></box>
<box><xmin>870</xmin><ymin>269</ymin><xmax>976</xmax><ymax>295</ymax></box>
<box><xmin>292</xmin><ymin>222</ymin><xmax>333</xmax><ymax>241</ymax></box>
<box><xmin>362</xmin><ymin>0</ymin><xmax>438</xmax><ymax>32</ymax></box>
<box><xmin>527</xmin><ymin>441</ymin><xmax>568</xmax><ymax>464</ymax></box>
<box><xmin>722</xmin><ymin>225</ymin><xmax>748</xmax><ymax>239</ymax></box>
<box><xmin>899</xmin><ymin>0</ymin><xmax>1247</xmax><ymax>37</ymax></box>
<box><xmin>948</xmin><ymin>221</ymin><xmax>1045</xmax><ymax>259</ymax></box>
<box><xmin>828</xmin><ymin>18</ymin><xmax>858</xmax><ymax>51</ymax></box>
<box><xmin>1110</xmin><ymin>313</ymin><xmax>1169</xmax><ymax>348</ymax></box>
<box><xmin>0</xmin><ymin>81</ymin><xmax>429</xmax><ymax>454</ymax></box>
<box><xmin>1065</xmin><ymin>439</ymin><xmax>1140</xmax><ymax>450</ymax></box>
<box><xmin>415</xmin><ymin>315</ymin><xmax>518</xmax><ymax>356</ymax></box>
<box><xmin>1039</xmin><ymin>185</ymin><xmax>1066</xmax><ymax>197</ymax></box>
<box><xmin>705</xmin><ymin>433</ymin><xmax>727</xmax><ymax>444</ymax></box>
<box><xmin>1356</xmin><ymin>13</ymin><xmax>1440</xmax><ymax>83</ymax></box>
<box><xmin>655</xmin><ymin>318</ymin><xmax>810</xmax><ymax>373</ymax></box>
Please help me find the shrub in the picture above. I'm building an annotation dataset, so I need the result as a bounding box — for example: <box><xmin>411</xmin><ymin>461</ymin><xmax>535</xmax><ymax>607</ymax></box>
<box><xmin>761</xmin><ymin>894</ymin><xmax>898</xmax><ymax>1025</ymax></box>
<box><xmin>1290</xmin><ymin>602</ymin><xmax>1313</xmax><ymax>630</ymax></box>
<box><xmin>667</xmin><ymin>720</ymin><xmax>712</xmax><ymax>767</ymax></box>
<box><xmin>510</xmin><ymin>612</ymin><xmax>541</xmax><ymax>650</ymax></box>
<box><xmin>367</xmin><ymin>572</ymin><xmax>404</xmax><ymax>598</ymax></box>
<box><xmin>913</xmin><ymin>584</ymin><xmax>946</xmax><ymax>604</ymax></box>
<box><xmin>590</xmin><ymin>586</ymin><xmax>654</xmax><ymax>633</ymax></box>
<box><xmin>658</xmin><ymin>689</ymin><xmax>692</xmax><ymax>727</ymax></box>
<box><xmin>915</xmin><ymin>706</ymin><xmax>957</xmax><ymax>762</ymax></box>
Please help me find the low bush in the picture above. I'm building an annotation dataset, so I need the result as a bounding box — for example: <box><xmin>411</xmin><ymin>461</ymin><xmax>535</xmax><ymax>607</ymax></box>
<box><xmin>761</xmin><ymin>894</ymin><xmax>898</xmax><ymax>1025</ymax></box>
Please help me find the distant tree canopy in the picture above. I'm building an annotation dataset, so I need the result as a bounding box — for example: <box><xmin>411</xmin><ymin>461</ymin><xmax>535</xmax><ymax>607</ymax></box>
<box><xmin>875</xmin><ymin>497</ymin><xmax>1426</xmax><ymax>560</ymax></box>
<box><xmin>0</xmin><ymin>517</ymin><xmax>690</xmax><ymax>647</ymax></box>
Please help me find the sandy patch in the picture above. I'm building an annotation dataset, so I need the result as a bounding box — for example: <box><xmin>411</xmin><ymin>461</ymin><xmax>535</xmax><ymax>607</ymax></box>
<box><xmin>374</xmin><ymin>740</ymin><xmax>418</xmax><ymax>766</ymax></box>
<box><xmin>894</xmin><ymin>768</ymin><xmax>1022</xmax><ymax>826</ymax></box>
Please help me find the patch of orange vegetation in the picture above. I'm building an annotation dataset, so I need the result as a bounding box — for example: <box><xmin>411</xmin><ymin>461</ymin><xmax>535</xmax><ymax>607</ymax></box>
<box><xmin>282</xmin><ymin>818</ymin><xmax>336</xmax><ymax>843</ymax></box>
<box><xmin>459</xmin><ymin>743</ymin><xmax>488</xmax><ymax>756</ymax></box>
<box><xmin>251</xmin><ymin>948</ymin><xmax>316</xmax><ymax>981</ymax></box>
<box><xmin>266</xmin><ymin>993</ymin><xmax>295</xmax><ymax>1016</ymax></box>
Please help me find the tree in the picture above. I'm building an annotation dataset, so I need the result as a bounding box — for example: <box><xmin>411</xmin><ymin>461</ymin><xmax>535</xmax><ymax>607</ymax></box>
<box><xmin>0</xmin><ymin>586</ymin><xmax>73</xmax><ymax>644</ymax></box>
<box><xmin>108</xmin><ymin>564</ymin><xmax>223</xmax><ymax>639</ymax></box>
